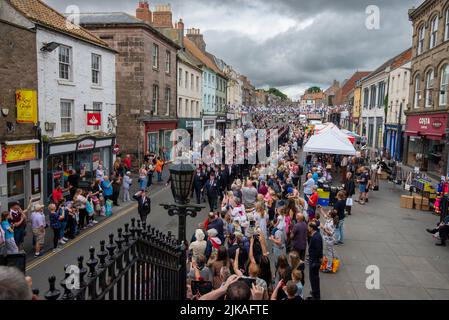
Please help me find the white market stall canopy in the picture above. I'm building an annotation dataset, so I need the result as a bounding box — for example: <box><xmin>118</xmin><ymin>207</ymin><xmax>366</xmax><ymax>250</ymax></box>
<box><xmin>304</xmin><ymin>125</ymin><xmax>356</xmax><ymax>155</ymax></box>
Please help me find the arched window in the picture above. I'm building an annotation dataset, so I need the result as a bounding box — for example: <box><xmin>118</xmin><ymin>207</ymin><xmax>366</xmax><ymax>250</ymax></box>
<box><xmin>414</xmin><ymin>75</ymin><xmax>421</xmax><ymax>108</ymax></box>
<box><xmin>425</xmin><ymin>69</ymin><xmax>435</xmax><ymax>108</ymax></box>
<box><xmin>440</xmin><ymin>64</ymin><xmax>449</xmax><ymax>107</ymax></box>
<box><xmin>417</xmin><ymin>25</ymin><xmax>425</xmax><ymax>55</ymax></box>
<box><xmin>430</xmin><ymin>16</ymin><xmax>439</xmax><ymax>49</ymax></box>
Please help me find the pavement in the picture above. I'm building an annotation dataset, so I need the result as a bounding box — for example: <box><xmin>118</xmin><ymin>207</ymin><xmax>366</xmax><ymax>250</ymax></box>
<box><xmin>305</xmin><ymin>177</ymin><xmax>449</xmax><ymax>300</ymax></box>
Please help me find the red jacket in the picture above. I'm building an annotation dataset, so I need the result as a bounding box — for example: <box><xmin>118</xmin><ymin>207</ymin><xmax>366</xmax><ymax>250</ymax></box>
<box><xmin>308</xmin><ymin>192</ymin><xmax>318</xmax><ymax>207</ymax></box>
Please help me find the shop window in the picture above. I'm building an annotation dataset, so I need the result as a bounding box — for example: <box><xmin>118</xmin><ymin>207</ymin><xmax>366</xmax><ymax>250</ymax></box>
<box><xmin>427</xmin><ymin>141</ymin><xmax>445</xmax><ymax>175</ymax></box>
<box><xmin>31</xmin><ymin>168</ymin><xmax>41</xmax><ymax>195</ymax></box>
<box><xmin>7</xmin><ymin>170</ymin><xmax>24</xmax><ymax>197</ymax></box>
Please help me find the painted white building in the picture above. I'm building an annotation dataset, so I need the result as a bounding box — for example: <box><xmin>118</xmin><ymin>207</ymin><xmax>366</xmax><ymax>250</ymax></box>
<box><xmin>38</xmin><ymin>31</ymin><xmax>116</xmax><ymax>200</ymax></box>
<box><xmin>37</xmin><ymin>30</ymin><xmax>116</xmax><ymax>138</ymax></box>
<box><xmin>385</xmin><ymin>49</ymin><xmax>412</xmax><ymax>160</ymax></box>
<box><xmin>177</xmin><ymin>50</ymin><xmax>202</xmax><ymax>133</ymax></box>
<box><xmin>225</xmin><ymin>66</ymin><xmax>243</xmax><ymax>106</ymax></box>
<box><xmin>360</xmin><ymin>62</ymin><xmax>390</xmax><ymax>152</ymax></box>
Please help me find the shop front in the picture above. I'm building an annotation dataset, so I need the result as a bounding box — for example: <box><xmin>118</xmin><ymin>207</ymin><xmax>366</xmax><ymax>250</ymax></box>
<box><xmin>43</xmin><ymin>135</ymin><xmax>115</xmax><ymax>202</ymax></box>
<box><xmin>405</xmin><ymin>113</ymin><xmax>448</xmax><ymax>176</ymax></box>
<box><xmin>0</xmin><ymin>140</ymin><xmax>42</xmax><ymax>209</ymax></box>
<box><xmin>385</xmin><ymin>124</ymin><xmax>403</xmax><ymax>161</ymax></box>
<box><xmin>177</xmin><ymin>118</ymin><xmax>202</xmax><ymax>147</ymax></box>
<box><xmin>202</xmin><ymin>117</ymin><xmax>217</xmax><ymax>140</ymax></box>
<box><xmin>145</xmin><ymin>120</ymin><xmax>177</xmax><ymax>160</ymax></box>
<box><xmin>216</xmin><ymin>115</ymin><xmax>227</xmax><ymax>137</ymax></box>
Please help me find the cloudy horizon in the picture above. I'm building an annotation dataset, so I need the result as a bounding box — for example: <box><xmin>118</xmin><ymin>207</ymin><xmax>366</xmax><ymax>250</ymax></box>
<box><xmin>44</xmin><ymin>0</ymin><xmax>421</xmax><ymax>100</ymax></box>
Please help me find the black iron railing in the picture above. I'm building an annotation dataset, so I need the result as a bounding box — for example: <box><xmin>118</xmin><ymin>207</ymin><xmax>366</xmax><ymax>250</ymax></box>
<box><xmin>43</xmin><ymin>218</ymin><xmax>185</xmax><ymax>300</ymax></box>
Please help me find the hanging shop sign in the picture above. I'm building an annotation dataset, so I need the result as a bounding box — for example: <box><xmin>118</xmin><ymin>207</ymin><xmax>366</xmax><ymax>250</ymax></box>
<box><xmin>2</xmin><ymin>143</ymin><xmax>36</xmax><ymax>163</ymax></box>
<box><xmin>16</xmin><ymin>89</ymin><xmax>38</xmax><ymax>124</ymax></box>
<box><xmin>87</xmin><ymin>113</ymin><xmax>102</xmax><ymax>126</ymax></box>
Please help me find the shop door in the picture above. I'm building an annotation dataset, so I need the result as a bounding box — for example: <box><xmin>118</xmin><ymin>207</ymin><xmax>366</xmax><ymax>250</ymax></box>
<box><xmin>164</xmin><ymin>130</ymin><xmax>173</xmax><ymax>160</ymax></box>
<box><xmin>7</xmin><ymin>165</ymin><xmax>25</xmax><ymax>209</ymax></box>
<box><xmin>148</xmin><ymin>132</ymin><xmax>159</xmax><ymax>155</ymax></box>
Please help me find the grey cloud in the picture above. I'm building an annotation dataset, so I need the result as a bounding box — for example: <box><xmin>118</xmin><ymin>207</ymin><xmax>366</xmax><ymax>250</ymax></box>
<box><xmin>43</xmin><ymin>0</ymin><xmax>422</xmax><ymax>93</ymax></box>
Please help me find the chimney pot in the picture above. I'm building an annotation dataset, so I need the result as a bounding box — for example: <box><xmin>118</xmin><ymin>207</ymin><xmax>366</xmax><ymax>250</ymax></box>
<box><xmin>136</xmin><ymin>0</ymin><xmax>152</xmax><ymax>24</ymax></box>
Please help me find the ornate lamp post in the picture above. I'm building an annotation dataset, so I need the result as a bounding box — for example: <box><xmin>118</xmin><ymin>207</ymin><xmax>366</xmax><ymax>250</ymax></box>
<box><xmin>160</xmin><ymin>161</ymin><xmax>204</xmax><ymax>299</ymax></box>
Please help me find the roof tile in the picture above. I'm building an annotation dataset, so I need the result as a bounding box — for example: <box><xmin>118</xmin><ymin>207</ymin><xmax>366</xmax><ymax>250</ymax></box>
<box><xmin>9</xmin><ymin>0</ymin><xmax>110</xmax><ymax>49</ymax></box>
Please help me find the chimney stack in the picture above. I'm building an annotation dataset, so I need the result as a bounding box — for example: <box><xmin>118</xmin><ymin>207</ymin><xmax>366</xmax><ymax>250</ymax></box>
<box><xmin>136</xmin><ymin>1</ymin><xmax>152</xmax><ymax>25</ymax></box>
<box><xmin>175</xmin><ymin>18</ymin><xmax>185</xmax><ymax>46</ymax></box>
<box><xmin>152</xmin><ymin>4</ymin><xmax>173</xmax><ymax>28</ymax></box>
<box><xmin>186</xmin><ymin>28</ymin><xmax>206</xmax><ymax>52</ymax></box>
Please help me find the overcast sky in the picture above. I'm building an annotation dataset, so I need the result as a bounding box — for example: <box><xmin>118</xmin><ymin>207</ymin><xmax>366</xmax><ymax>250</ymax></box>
<box><xmin>44</xmin><ymin>0</ymin><xmax>422</xmax><ymax>100</ymax></box>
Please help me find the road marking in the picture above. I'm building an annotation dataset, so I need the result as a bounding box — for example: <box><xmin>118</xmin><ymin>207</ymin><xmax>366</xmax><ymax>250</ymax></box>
<box><xmin>26</xmin><ymin>186</ymin><xmax>169</xmax><ymax>271</ymax></box>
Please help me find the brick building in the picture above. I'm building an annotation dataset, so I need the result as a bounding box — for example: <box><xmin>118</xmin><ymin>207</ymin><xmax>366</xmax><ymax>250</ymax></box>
<box><xmin>404</xmin><ymin>0</ymin><xmax>449</xmax><ymax>176</ymax></box>
<box><xmin>0</xmin><ymin>17</ymin><xmax>41</xmax><ymax>208</ymax></box>
<box><xmin>80</xmin><ymin>9</ymin><xmax>180</xmax><ymax>164</ymax></box>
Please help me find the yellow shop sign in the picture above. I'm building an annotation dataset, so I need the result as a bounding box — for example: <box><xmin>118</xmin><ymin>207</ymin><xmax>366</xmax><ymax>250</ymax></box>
<box><xmin>2</xmin><ymin>144</ymin><xmax>36</xmax><ymax>163</ymax></box>
<box><xmin>16</xmin><ymin>89</ymin><xmax>38</xmax><ymax>124</ymax></box>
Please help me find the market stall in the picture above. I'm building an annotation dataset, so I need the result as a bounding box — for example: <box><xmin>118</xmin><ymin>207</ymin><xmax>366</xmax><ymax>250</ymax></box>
<box><xmin>303</xmin><ymin>128</ymin><xmax>356</xmax><ymax>155</ymax></box>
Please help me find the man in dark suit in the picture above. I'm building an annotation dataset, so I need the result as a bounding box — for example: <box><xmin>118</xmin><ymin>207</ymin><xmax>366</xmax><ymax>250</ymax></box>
<box><xmin>133</xmin><ymin>190</ymin><xmax>151</xmax><ymax>223</ymax></box>
<box><xmin>202</xmin><ymin>173</ymin><xmax>220</xmax><ymax>212</ymax></box>
<box><xmin>307</xmin><ymin>221</ymin><xmax>323</xmax><ymax>300</ymax></box>
<box><xmin>218</xmin><ymin>164</ymin><xmax>229</xmax><ymax>199</ymax></box>
<box><xmin>193</xmin><ymin>167</ymin><xmax>206</xmax><ymax>204</ymax></box>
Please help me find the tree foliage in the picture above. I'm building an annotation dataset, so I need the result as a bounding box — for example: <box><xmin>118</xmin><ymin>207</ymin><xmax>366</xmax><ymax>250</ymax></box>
<box><xmin>266</xmin><ymin>88</ymin><xmax>288</xmax><ymax>101</ymax></box>
<box><xmin>306</xmin><ymin>86</ymin><xmax>321</xmax><ymax>94</ymax></box>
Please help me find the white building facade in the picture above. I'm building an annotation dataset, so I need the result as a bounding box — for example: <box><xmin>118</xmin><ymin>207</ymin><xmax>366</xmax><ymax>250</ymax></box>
<box><xmin>36</xmin><ymin>27</ymin><xmax>117</xmax><ymax>200</ymax></box>
<box><xmin>360</xmin><ymin>66</ymin><xmax>389</xmax><ymax>152</ymax></box>
<box><xmin>177</xmin><ymin>52</ymin><xmax>203</xmax><ymax>136</ymax></box>
<box><xmin>386</xmin><ymin>58</ymin><xmax>411</xmax><ymax>161</ymax></box>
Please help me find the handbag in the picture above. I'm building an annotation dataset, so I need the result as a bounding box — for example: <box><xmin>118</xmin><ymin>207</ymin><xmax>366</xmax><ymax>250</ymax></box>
<box><xmin>346</xmin><ymin>197</ymin><xmax>353</xmax><ymax>207</ymax></box>
<box><xmin>373</xmin><ymin>185</ymin><xmax>379</xmax><ymax>191</ymax></box>
<box><xmin>86</xmin><ymin>200</ymin><xmax>95</xmax><ymax>216</ymax></box>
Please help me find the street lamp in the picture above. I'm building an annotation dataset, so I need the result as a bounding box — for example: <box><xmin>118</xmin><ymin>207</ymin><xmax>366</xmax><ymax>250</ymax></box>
<box><xmin>160</xmin><ymin>161</ymin><xmax>204</xmax><ymax>299</ymax></box>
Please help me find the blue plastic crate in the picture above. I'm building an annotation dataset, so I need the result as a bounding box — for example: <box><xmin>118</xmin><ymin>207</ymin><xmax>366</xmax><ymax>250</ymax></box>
<box><xmin>318</xmin><ymin>198</ymin><xmax>330</xmax><ymax>207</ymax></box>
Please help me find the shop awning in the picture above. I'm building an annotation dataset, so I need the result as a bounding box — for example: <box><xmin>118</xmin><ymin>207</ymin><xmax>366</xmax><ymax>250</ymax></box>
<box><xmin>426</xmin><ymin>133</ymin><xmax>444</xmax><ymax>140</ymax></box>
<box><xmin>405</xmin><ymin>130</ymin><xmax>419</xmax><ymax>136</ymax></box>
<box><xmin>5</xmin><ymin>139</ymin><xmax>40</xmax><ymax>145</ymax></box>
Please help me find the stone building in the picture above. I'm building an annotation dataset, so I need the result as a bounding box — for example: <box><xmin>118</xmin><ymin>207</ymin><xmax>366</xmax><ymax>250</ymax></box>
<box><xmin>80</xmin><ymin>8</ymin><xmax>180</xmax><ymax>164</ymax></box>
<box><xmin>404</xmin><ymin>0</ymin><xmax>449</xmax><ymax>176</ymax></box>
